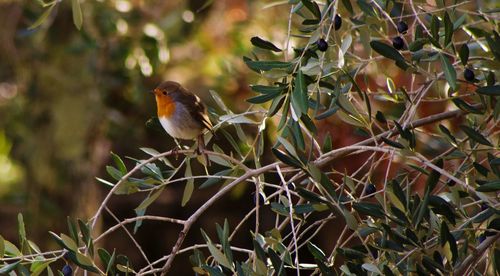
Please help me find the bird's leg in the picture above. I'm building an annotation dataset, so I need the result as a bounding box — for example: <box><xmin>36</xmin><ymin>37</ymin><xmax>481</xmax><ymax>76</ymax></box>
<box><xmin>172</xmin><ymin>138</ymin><xmax>182</xmax><ymax>159</ymax></box>
<box><xmin>197</xmin><ymin>134</ymin><xmax>210</xmax><ymax>166</ymax></box>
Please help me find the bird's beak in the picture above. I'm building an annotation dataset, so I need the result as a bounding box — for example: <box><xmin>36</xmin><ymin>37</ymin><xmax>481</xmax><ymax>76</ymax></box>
<box><xmin>150</xmin><ymin>89</ymin><xmax>156</xmax><ymax>95</ymax></box>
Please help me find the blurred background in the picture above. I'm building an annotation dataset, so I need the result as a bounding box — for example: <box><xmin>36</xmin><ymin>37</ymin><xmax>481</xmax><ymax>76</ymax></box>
<box><xmin>0</xmin><ymin>0</ymin><xmax>290</xmax><ymax>273</ymax></box>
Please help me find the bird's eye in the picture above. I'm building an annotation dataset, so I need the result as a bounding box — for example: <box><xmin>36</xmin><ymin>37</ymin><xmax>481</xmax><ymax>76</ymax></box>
<box><xmin>162</xmin><ymin>91</ymin><xmax>167</xmax><ymax>95</ymax></box>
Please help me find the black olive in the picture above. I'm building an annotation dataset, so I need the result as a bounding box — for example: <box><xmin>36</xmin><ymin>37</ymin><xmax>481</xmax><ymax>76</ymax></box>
<box><xmin>62</xmin><ymin>265</ymin><xmax>73</xmax><ymax>276</ymax></box>
<box><xmin>397</xmin><ymin>21</ymin><xmax>408</xmax><ymax>34</ymax></box>
<box><xmin>365</xmin><ymin>184</ymin><xmax>376</xmax><ymax>196</ymax></box>
<box><xmin>464</xmin><ymin>68</ymin><xmax>475</xmax><ymax>82</ymax></box>
<box><xmin>392</xmin><ymin>36</ymin><xmax>404</xmax><ymax>50</ymax></box>
<box><xmin>334</xmin><ymin>14</ymin><xmax>342</xmax><ymax>30</ymax></box>
<box><xmin>317</xmin><ymin>38</ymin><xmax>328</xmax><ymax>52</ymax></box>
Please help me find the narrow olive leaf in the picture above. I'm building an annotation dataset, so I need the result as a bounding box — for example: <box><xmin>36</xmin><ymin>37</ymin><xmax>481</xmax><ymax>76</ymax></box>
<box><xmin>250</xmin><ymin>36</ymin><xmax>281</xmax><ymax>52</ymax></box>
<box><xmin>272</xmin><ymin>148</ymin><xmax>302</xmax><ymax>168</ymax></box>
<box><xmin>408</xmin><ymin>38</ymin><xmax>427</xmax><ymax>52</ymax></box>
<box><xmin>438</xmin><ymin>124</ymin><xmax>457</xmax><ymax>146</ymax></box>
<box><xmin>415</xmin><ymin>159</ymin><xmax>443</xmax><ymax>226</ymax></box>
<box><xmin>352</xmin><ymin>202</ymin><xmax>385</xmax><ymax>218</ymax></box>
<box><xmin>0</xmin><ymin>261</ymin><xmax>21</xmax><ymax>274</ymax></box>
<box><xmin>111</xmin><ymin>152</ymin><xmax>127</xmax><ymax>174</ymax></box>
<box><xmin>341</xmin><ymin>0</ymin><xmax>354</xmax><ymax>15</ymax></box>
<box><xmin>431</xmin><ymin>15</ymin><xmax>440</xmax><ymax>42</ymax></box>
<box><xmin>17</xmin><ymin>213</ymin><xmax>27</xmax><ymax>253</ymax></box>
<box><xmin>201</xmin><ymin>230</ymin><xmax>233</xmax><ymax>270</ymax></box>
<box><xmin>452</xmin><ymin>98</ymin><xmax>483</xmax><ymax>114</ymax></box>
<box><xmin>460</xmin><ymin>125</ymin><xmax>493</xmax><ymax>147</ymax></box>
<box><xmin>459</xmin><ymin>44</ymin><xmax>469</xmax><ymax>65</ymax></box>
<box><xmin>244</xmin><ymin>60</ymin><xmax>292</xmax><ymax>71</ymax></box>
<box><xmin>182</xmin><ymin>160</ymin><xmax>194</xmax><ymax>206</ymax></box>
<box><xmin>71</xmin><ymin>0</ymin><xmax>83</xmax><ymax>30</ymax></box>
<box><xmin>370</xmin><ymin>41</ymin><xmax>408</xmax><ymax>70</ymax></box>
<box><xmin>0</xmin><ymin>235</ymin><xmax>5</xmax><ymax>258</ymax></box>
<box><xmin>476</xmin><ymin>85</ymin><xmax>500</xmax><ymax>96</ymax></box>
<box><xmin>292</xmin><ymin>70</ymin><xmax>309</xmax><ymax>115</ymax></box>
<box><xmin>476</xmin><ymin>180</ymin><xmax>500</xmax><ymax>192</ymax></box>
<box><xmin>250</xmin><ymin>85</ymin><xmax>287</xmax><ymax>94</ymax></box>
<box><xmin>247</xmin><ymin>90</ymin><xmax>282</xmax><ymax>104</ymax></box>
<box><xmin>301</xmin><ymin>0</ymin><xmax>321</xmax><ymax>19</ymax></box>
<box><xmin>439</xmin><ymin>53</ymin><xmax>457</xmax><ymax>91</ymax></box>
<box><xmin>268</xmin><ymin>248</ymin><xmax>285</xmax><ymax>276</ymax></box>
<box><xmin>28</xmin><ymin>4</ymin><xmax>56</xmax><ymax>29</ymax></box>
<box><xmin>135</xmin><ymin>188</ymin><xmax>164</xmax><ymax>211</ymax></box>
<box><xmin>307</xmin><ymin>242</ymin><xmax>326</xmax><ymax>261</ymax></box>
<box><xmin>381</xmin><ymin>137</ymin><xmax>405</xmax><ymax>149</ymax></box>
<box><xmin>443</xmin><ymin>11</ymin><xmax>453</xmax><ymax>47</ymax></box>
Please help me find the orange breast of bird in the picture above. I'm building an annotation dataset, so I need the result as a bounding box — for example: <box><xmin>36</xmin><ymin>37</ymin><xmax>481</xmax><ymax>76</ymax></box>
<box><xmin>155</xmin><ymin>94</ymin><xmax>176</xmax><ymax>118</ymax></box>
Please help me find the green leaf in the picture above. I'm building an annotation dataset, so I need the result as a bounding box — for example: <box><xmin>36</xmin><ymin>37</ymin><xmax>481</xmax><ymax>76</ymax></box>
<box><xmin>381</xmin><ymin>137</ymin><xmax>405</xmax><ymax>149</ymax></box>
<box><xmin>244</xmin><ymin>59</ymin><xmax>292</xmax><ymax>71</ymax></box>
<box><xmin>476</xmin><ymin>85</ymin><xmax>500</xmax><ymax>96</ymax></box>
<box><xmin>67</xmin><ymin>217</ymin><xmax>79</xmax><ymax>247</ymax></box>
<box><xmin>408</xmin><ymin>38</ymin><xmax>427</xmax><ymax>52</ymax></box>
<box><xmin>111</xmin><ymin>152</ymin><xmax>127</xmax><ymax>174</ymax></box>
<box><xmin>250</xmin><ymin>36</ymin><xmax>281</xmax><ymax>52</ymax></box>
<box><xmin>370</xmin><ymin>41</ymin><xmax>408</xmax><ymax>70</ymax></box>
<box><xmin>135</xmin><ymin>187</ymin><xmax>164</xmax><ymax>211</ymax></box>
<box><xmin>431</xmin><ymin>15</ymin><xmax>440</xmax><ymax>46</ymax></box>
<box><xmin>201</xmin><ymin>230</ymin><xmax>233</xmax><ymax>270</ymax></box>
<box><xmin>29</xmin><ymin>4</ymin><xmax>56</xmax><ymax>29</ymax></box>
<box><xmin>0</xmin><ymin>235</ymin><xmax>4</xmax><ymax>258</ymax></box>
<box><xmin>60</xmin><ymin>233</ymin><xmax>79</xmax><ymax>252</ymax></box>
<box><xmin>182</xmin><ymin>160</ymin><xmax>194</xmax><ymax>206</ymax></box>
<box><xmin>0</xmin><ymin>261</ymin><xmax>21</xmax><ymax>274</ymax></box>
<box><xmin>247</xmin><ymin>90</ymin><xmax>282</xmax><ymax>104</ymax></box>
<box><xmin>439</xmin><ymin>53</ymin><xmax>457</xmax><ymax>91</ymax></box>
<box><xmin>250</xmin><ymin>85</ymin><xmax>287</xmax><ymax>94</ymax></box>
<box><xmin>352</xmin><ymin>202</ymin><xmax>385</xmax><ymax>218</ymax></box>
<box><xmin>452</xmin><ymin>98</ymin><xmax>483</xmax><ymax>114</ymax></box>
<box><xmin>415</xmin><ymin>159</ymin><xmax>443</xmax><ymax>226</ymax></box>
<box><xmin>476</xmin><ymin>180</ymin><xmax>500</xmax><ymax>192</ymax></box>
<box><xmin>268</xmin><ymin>248</ymin><xmax>285</xmax><ymax>276</ymax></box>
<box><xmin>307</xmin><ymin>242</ymin><xmax>326</xmax><ymax>261</ymax></box>
<box><xmin>71</xmin><ymin>0</ymin><xmax>83</xmax><ymax>30</ymax></box>
<box><xmin>439</xmin><ymin>124</ymin><xmax>457</xmax><ymax>146</ymax></box>
<box><xmin>443</xmin><ymin>11</ymin><xmax>453</xmax><ymax>47</ymax></box>
<box><xmin>341</xmin><ymin>0</ymin><xmax>354</xmax><ymax>15</ymax></box>
<box><xmin>291</xmin><ymin>70</ymin><xmax>308</xmax><ymax>116</ymax></box>
<box><xmin>459</xmin><ymin>44</ymin><xmax>469</xmax><ymax>65</ymax></box>
<box><xmin>106</xmin><ymin>165</ymin><xmax>123</xmax><ymax>181</ymax></box>
<box><xmin>301</xmin><ymin>0</ymin><xmax>321</xmax><ymax>19</ymax></box>
<box><xmin>460</xmin><ymin>125</ymin><xmax>493</xmax><ymax>147</ymax></box>
<box><xmin>17</xmin><ymin>213</ymin><xmax>27</xmax><ymax>253</ymax></box>
<box><xmin>31</xmin><ymin>260</ymin><xmax>53</xmax><ymax>276</ymax></box>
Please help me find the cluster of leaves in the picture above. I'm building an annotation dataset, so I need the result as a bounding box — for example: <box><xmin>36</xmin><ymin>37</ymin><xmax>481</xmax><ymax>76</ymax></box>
<box><xmin>1</xmin><ymin>0</ymin><xmax>499</xmax><ymax>275</ymax></box>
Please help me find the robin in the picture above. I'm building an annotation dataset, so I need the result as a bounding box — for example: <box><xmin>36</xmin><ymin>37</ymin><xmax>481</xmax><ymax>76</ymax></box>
<box><xmin>152</xmin><ymin>81</ymin><xmax>213</xmax><ymax>164</ymax></box>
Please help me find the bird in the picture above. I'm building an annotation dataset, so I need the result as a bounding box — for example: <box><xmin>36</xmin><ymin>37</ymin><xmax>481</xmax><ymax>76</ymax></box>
<box><xmin>152</xmin><ymin>81</ymin><xmax>213</xmax><ymax>164</ymax></box>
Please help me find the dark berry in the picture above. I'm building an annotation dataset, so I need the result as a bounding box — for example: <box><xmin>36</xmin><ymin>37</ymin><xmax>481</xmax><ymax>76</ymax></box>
<box><xmin>365</xmin><ymin>184</ymin><xmax>376</xmax><ymax>196</ymax></box>
<box><xmin>392</xmin><ymin>36</ymin><xmax>404</xmax><ymax>50</ymax></box>
<box><xmin>478</xmin><ymin>234</ymin><xmax>486</xmax><ymax>244</ymax></box>
<box><xmin>334</xmin><ymin>14</ymin><xmax>342</xmax><ymax>30</ymax></box>
<box><xmin>252</xmin><ymin>192</ymin><xmax>265</xmax><ymax>205</ymax></box>
<box><xmin>481</xmin><ymin>203</ymin><xmax>489</xmax><ymax>211</ymax></box>
<box><xmin>446</xmin><ymin>179</ymin><xmax>456</xmax><ymax>187</ymax></box>
<box><xmin>317</xmin><ymin>38</ymin><xmax>328</xmax><ymax>52</ymax></box>
<box><xmin>433</xmin><ymin>251</ymin><xmax>443</xmax><ymax>264</ymax></box>
<box><xmin>287</xmin><ymin>183</ymin><xmax>296</xmax><ymax>190</ymax></box>
<box><xmin>397</xmin><ymin>21</ymin><xmax>408</xmax><ymax>34</ymax></box>
<box><xmin>62</xmin><ymin>265</ymin><xmax>73</xmax><ymax>276</ymax></box>
<box><xmin>464</xmin><ymin>68</ymin><xmax>475</xmax><ymax>82</ymax></box>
